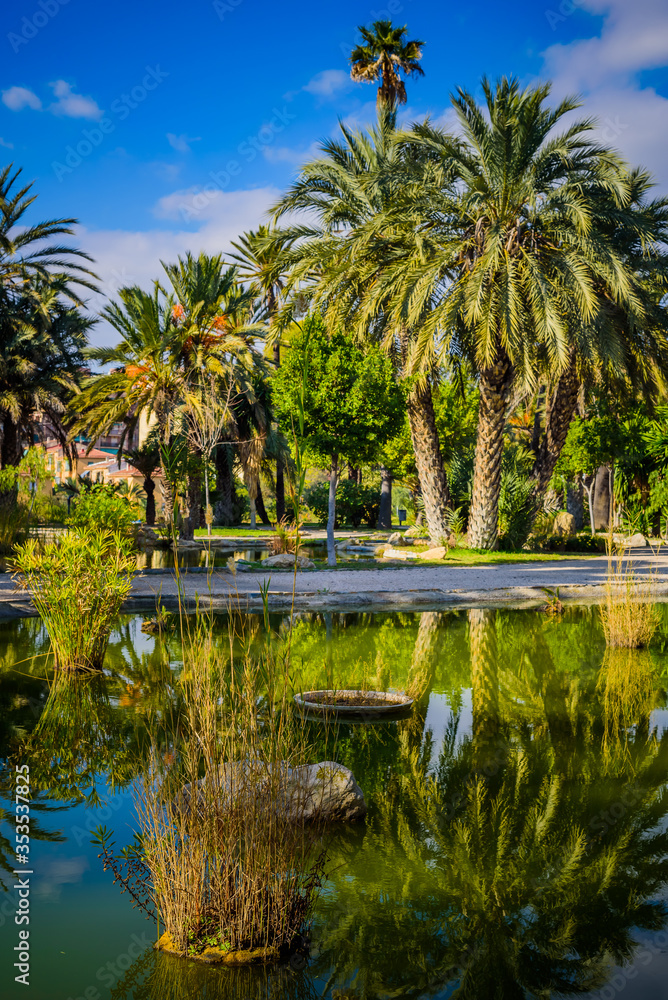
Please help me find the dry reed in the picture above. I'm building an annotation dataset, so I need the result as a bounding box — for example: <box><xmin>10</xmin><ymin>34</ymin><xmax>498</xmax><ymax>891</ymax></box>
<box><xmin>12</xmin><ymin>529</ymin><xmax>135</xmax><ymax>671</ymax></box>
<box><xmin>131</xmin><ymin>616</ymin><xmax>325</xmax><ymax>960</ymax></box>
<box><xmin>600</xmin><ymin>547</ymin><xmax>661</xmax><ymax>649</ymax></box>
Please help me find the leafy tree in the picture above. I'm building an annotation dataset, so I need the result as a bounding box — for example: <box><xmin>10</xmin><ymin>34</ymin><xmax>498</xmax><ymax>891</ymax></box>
<box><xmin>350</xmin><ymin>20</ymin><xmax>424</xmax><ymax>107</ymax></box>
<box><xmin>351</xmin><ymin>78</ymin><xmax>667</xmax><ymax>548</ymax></box>
<box><xmin>270</xmin><ymin>107</ymin><xmax>455</xmax><ymax>542</ymax></box>
<box><xmin>272</xmin><ymin>315</ymin><xmax>404</xmax><ymax>564</ymax></box>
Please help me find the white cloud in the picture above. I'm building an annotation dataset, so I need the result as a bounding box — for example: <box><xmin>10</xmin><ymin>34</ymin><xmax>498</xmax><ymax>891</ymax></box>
<box><xmin>2</xmin><ymin>86</ymin><xmax>42</xmax><ymax>112</ymax></box>
<box><xmin>303</xmin><ymin>69</ymin><xmax>351</xmax><ymax>100</ymax></box>
<box><xmin>49</xmin><ymin>80</ymin><xmax>103</xmax><ymax>120</ymax></box>
<box><xmin>0</xmin><ymin>137</ymin><xmax>14</xmax><ymax>149</ymax></box>
<box><xmin>539</xmin><ymin>0</ymin><xmax>668</xmax><ymax>187</ymax></box>
<box><xmin>82</xmin><ymin>186</ymin><xmax>280</xmax><ymax>346</ymax></box>
<box><xmin>166</xmin><ymin>132</ymin><xmax>201</xmax><ymax>153</ymax></box>
<box><xmin>263</xmin><ymin>140</ymin><xmax>320</xmax><ymax>165</ymax></box>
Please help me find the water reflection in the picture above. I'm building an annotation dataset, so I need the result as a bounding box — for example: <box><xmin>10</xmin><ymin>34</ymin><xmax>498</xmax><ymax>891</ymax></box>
<box><xmin>1</xmin><ymin>606</ymin><xmax>668</xmax><ymax>998</ymax></box>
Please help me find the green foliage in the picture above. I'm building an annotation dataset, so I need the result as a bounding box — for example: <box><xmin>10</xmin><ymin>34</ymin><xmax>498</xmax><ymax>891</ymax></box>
<box><xmin>497</xmin><ymin>467</ymin><xmax>538</xmax><ymax>551</ymax></box>
<box><xmin>273</xmin><ymin>315</ymin><xmax>405</xmax><ymax>469</ymax></box>
<box><xmin>304</xmin><ymin>480</ymin><xmax>380</xmax><ymax>528</ymax></box>
<box><xmin>12</xmin><ymin>530</ymin><xmax>135</xmax><ymax>671</ymax></box>
<box><xmin>66</xmin><ymin>484</ymin><xmax>141</xmax><ymax>537</ymax></box>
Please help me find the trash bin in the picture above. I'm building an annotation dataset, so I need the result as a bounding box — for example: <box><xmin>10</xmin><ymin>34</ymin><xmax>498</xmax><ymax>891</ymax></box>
<box><xmin>397</xmin><ymin>508</ymin><xmax>407</xmax><ymax>526</ymax></box>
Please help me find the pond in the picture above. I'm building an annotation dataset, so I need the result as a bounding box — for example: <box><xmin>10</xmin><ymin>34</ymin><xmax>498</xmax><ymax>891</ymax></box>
<box><xmin>2</xmin><ymin>605</ymin><xmax>668</xmax><ymax>999</ymax></box>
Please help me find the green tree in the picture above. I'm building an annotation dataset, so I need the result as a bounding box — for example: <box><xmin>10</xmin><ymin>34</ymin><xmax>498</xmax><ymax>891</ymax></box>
<box><xmin>350</xmin><ymin>20</ymin><xmax>424</xmax><ymax>107</ymax></box>
<box><xmin>362</xmin><ymin>77</ymin><xmax>663</xmax><ymax>548</ymax></box>
<box><xmin>270</xmin><ymin>107</ymin><xmax>455</xmax><ymax>542</ymax></box>
<box><xmin>272</xmin><ymin>315</ymin><xmax>404</xmax><ymax>564</ymax></box>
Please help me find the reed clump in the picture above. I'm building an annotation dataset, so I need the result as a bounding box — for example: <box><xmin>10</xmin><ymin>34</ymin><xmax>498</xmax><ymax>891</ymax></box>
<box><xmin>12</xmin><ymin>529</ymin><xmax>135</xmax><ymax>671</ymax></box>
<box><xmin>600</xmin><ymin>549</ymin><xmax>661</xmax><ymax>649</ymax></box>
<box><xmin>109</xmin><ymin>618</ymin><xmax>326</xmax><ymax>962</ymax></box>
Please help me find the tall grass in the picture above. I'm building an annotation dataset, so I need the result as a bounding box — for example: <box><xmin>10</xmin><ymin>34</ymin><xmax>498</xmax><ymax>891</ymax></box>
<box><xmin>0</xmin><ymin>500</ymin><xmax>30</xmax><ymax>554</ymax></box>
<box><xmin>12</xmin><ymin>529</ymin><xmax>134</xmax><ymax>671</ymax></box>
<box><xmin>600</xmin><ymin>547</ymin><xmax>661</xmax><ymax>648</ymax></box>
<box><xmin>110</xmin><ymin>616</ymin><xmax>326</xmax><ymax>961</ymax></box>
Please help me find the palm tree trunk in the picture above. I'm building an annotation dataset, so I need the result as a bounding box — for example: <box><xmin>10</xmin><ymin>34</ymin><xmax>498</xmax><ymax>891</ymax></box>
<box><xmin>468</xmin><ymin>349</ymin><xmax>513</xmax><ymax>550</ymax></box>
<box><xmin>215</xmin><ymin>443</ymin><xmax>237</xmax><ymax>526</ymax></box>
<box><xmin>143</xmin><ymin>477</ymin><xmax>156</xmax><ymax>526</ymax></box>
<box><xmin>377</xmin><ymin>467</ymin><xmax>392</xmax><ymax>529</ymax></box>
<box><xmin>593</xmin><ymin>465</ymin><xmax>611</xmax><ymax>530</ymax></box>
<box><xmin>255</xmin><ymin>481</ymin><xmax>271</xmax><ymax>526</ymax></box>
<box><xmin>181</xmin><ymin>468</ymin><xmax>202</xmax><ymax>540</ymax></box>
<box><xmin>327</xmin><ymin>455</ymin><xmax>338</xmax><ymax>567</ymax></box>
<box><xmin>406</xmin><ymin>381</ymin><xmax>451</xmax><ymax>542</ymax></box>
<box><xmin>273</xmin><ymin>339</ymin><xmax>286</xmax><ymax>524</ymax></box>
<box><xmin>532</xmin><ymin>348</ymin><xmax>579</xmax><ymax>495</ymax></box>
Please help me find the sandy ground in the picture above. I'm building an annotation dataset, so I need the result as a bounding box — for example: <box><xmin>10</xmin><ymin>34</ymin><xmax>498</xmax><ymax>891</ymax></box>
<box><xmin>3</xmin><ymin>546</ymin><xmax>668</xmax><ymax>618</ymax></box>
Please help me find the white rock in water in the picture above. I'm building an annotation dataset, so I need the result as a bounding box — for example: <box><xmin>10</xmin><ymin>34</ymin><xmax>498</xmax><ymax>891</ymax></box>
<box><xmin>278</xmin><ymin>762</ymin><xmax>367</xmax><ymax>823</ymax></box>
<box><xmin>180</xmin><ymin>760</ymin><xmax>366</xmax><ymax>824</ymax></box>
<box><xmin>627</xmin><ymin>532</ymin><xmax>648</xmax><ymax>547</ymax></box>
<box><xmin>262</xmin><ymin>553</ymin><xmax>315</xmax><ymax>569</ymax></box>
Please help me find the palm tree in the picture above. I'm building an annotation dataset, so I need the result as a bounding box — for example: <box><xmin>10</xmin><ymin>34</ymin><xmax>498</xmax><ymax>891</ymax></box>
<box><xmin>230</xmin><ymin>226</ymin><xmax>288</xmax><ymax>521</ymax></box>
<box><xmin>123</xmin><ymin>442</ymin><xmax>161</xmax><ymax>526</ymax></box>
<box><xmin>368</xmin><ymin>77</ymin><xmax>657</xmax><ymax>548</ymax></box>
<box><xmin>531</xmin><ymin>167</ymin><xmax>668</xmax><ymax>495</ymax></box>
<box><xmin>350</xmin><ymin>20</ymin><xmax>424</xmax><ymax>107</ymax></box>
<box><xmin>70</xmin><ymin>284</ymin><xmax>182</xmax><ymax>523</ymax></box>
<box><xmin>269</xmin><ymin>107</ymin><xmax>454</xmax><ymax>542</ymax></box>
<box><xmin>73</xmin><ymin>254</ymin><xmax>267</xmax><ymax>538</ymax></box>
<box><xmin>0</xmin><ymin>276</ymin><xmax>92</xmax><ymax>472</ymax></box>
<box><xmin>0</xmin><ymin>163</ymin><xmax>97</xmax><ymax>298</ymax></box>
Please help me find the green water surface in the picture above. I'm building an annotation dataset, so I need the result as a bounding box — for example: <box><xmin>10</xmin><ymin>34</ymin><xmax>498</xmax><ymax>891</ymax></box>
<box><xmin>2</xmin><ymin>606</ymin><xmax>668</xmax><ymax>999</ymax></box>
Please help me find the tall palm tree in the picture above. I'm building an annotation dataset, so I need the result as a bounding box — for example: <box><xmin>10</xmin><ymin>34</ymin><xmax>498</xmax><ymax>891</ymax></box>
<box><xmin>366</xmin><ymin>77</ymin><xmax>656</xmax><ymax>548</ymax></box>
<box><xmin>350</xmin><ymin>20</ymin><xmax>424</xmax><ymax>107</ymax></box>
<box><xmin>269</xmin><ymin>107</ymin><xmax>454</xmax><ymax>541</ymax></box>
<box><xmin>230</xmin><ymin>226</ymin><xmax>289</xmax><ymax>521</ymax></box>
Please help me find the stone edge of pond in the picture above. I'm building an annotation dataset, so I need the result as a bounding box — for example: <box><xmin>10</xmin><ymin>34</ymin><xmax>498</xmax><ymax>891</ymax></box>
<box><xmin>5</xmin><ymin>580</ymin><xmax>668</xmax><ymax>620</ymax></box>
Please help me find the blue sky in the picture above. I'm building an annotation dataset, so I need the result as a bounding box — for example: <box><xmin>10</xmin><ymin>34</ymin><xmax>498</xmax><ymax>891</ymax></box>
<box><xmin>2</xmin><ymin>0</ymin><xmax>668</xmax><ymax>343</ymax></box>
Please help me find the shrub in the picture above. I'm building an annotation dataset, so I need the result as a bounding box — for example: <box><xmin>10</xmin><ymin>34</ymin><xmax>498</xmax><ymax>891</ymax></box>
<box><xmin>67</xmin><ymin>484</ymin><xmax>141</xmax><ymax>537</ymax></box>
<box><xmin>96</xmin><ymin>621</ymin><xmax>326</xmax><ymax>961</ymax></box>
<box><xmin>304</xmin><ymin>480</ymin><xmax>380</xmax><ymax>528</ymax></box>
<box><xmin>498</xmin><ymin>468</ymin><xmax>538</xmax><ymax>551</ymax></box>
<box><xmin>12</xmin><ymin>530</ymin><xmax>135</xmax><ymax>671</ymax></box>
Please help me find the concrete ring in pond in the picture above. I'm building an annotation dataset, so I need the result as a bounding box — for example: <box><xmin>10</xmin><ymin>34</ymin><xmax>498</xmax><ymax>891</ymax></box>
<box><xmin>294</xmin><ymin>689</ymin><xmax>414</xmax><ymax>720</ymax></box>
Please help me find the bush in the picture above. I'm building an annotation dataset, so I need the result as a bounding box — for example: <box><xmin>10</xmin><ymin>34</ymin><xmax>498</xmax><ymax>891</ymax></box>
<box><xmin>304</xmin><ymin>480</ymin><xmax>380</xmax><ymax>528</ymax></box>
<box><xmin>12</xmin><ymin>530</ymin><xmax>135</xmax><ymax>671</ymax></box>
<box><xmin>67</xmin><ymin>485</ymin><xmax>141</xmax><ymax>537</ymax></box>
<box><xmin>498</xmin><ymin>468</ymin><xmax>538</xmax><ymax>551</ymax></box>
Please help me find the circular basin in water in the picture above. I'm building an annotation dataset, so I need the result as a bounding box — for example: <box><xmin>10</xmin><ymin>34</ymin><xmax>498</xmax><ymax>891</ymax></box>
<box><xmin>294</xmin><ymin>689</ymin><xmax>413</xmax><ymax>719</ymax></box>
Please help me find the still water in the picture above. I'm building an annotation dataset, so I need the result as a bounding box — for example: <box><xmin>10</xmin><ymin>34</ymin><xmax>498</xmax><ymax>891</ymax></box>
<box><xmin>2</xmin><ymin>606</ymin><xmax>668</xmax><ymax>999</ymax></box>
